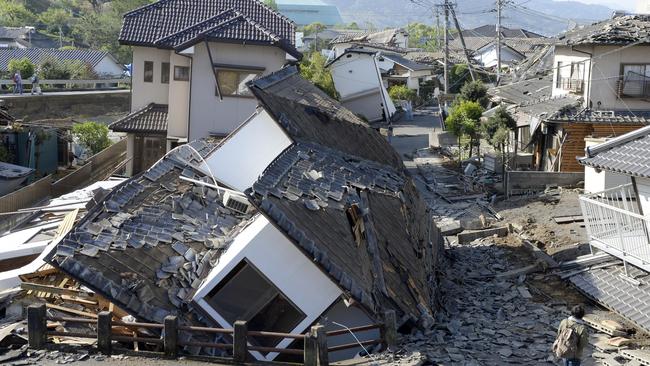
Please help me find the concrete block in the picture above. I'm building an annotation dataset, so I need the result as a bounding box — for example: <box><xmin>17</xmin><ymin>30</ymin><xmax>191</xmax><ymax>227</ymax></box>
<box><xmin>457</xmin><ymin>226</ymin><xmax>509</xmax><ymax>244</ymax></box>
<box><xmin>429</xmin><ymin>131</ymin><xmax>457</xmax><ymax>148</ymax></box>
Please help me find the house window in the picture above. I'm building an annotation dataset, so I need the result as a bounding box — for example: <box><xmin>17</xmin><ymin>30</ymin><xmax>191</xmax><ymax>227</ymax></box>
<box><xmin>556</xmin><ymin>62</ymin><xmax>584</xmax><ymax>93</ymax></box>
<box><xmin>621</xmin><ymin>64</ymin><xmax>650</xmax><ymax>98</ymax></box>
<box><xmin>174</xmin><ymin>66</ymin><xmax>190</xmax><ymax>81</ymax></box>
<box><xmin>216</xmin><ymin>69</ymin><xmax>262</xmax><ymax>97</ymax></box>
<box><xmin>206</xmin><ymin>260</ymin><xmax>305</xmax><ymax>347</ymax></box>
<box><xmin>161</xmin><ymin>62</ymin><xmax>170</xmax><ymax>84</ymax></box>
<box><xmin>143</xmin><ymin>61</ymin><xmax>154</xmax><ymax>83</ymax></box>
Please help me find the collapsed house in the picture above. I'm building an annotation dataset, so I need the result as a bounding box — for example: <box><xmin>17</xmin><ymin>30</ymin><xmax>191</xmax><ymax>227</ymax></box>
<box><xmin>571</xmin><ymin>124</ymin><xmax>650</xmax><ymax>333</ymax></box>
<box><xmin>45</xmin><ymin>66</ymin><xmax>443</xmax><ymax>362</ymax></box>
<box><xmin>326</xmin><ymin>49</ymin><xmax>397</xmax><ymax>124</ymax></box>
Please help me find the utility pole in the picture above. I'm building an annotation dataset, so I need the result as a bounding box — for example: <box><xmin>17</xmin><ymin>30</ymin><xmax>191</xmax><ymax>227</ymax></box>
<box><xmin>435</xmin><ymin>7</ymin><xmax>441</xmax><ymax>50</ymax></box>
<box><xmin>443</xmin><ymin>1</ymin><xmax>449</xmax><ymax>95</ymax></box>
<box><xmin>449</xmin><ymin>4</ymin><xmax>476</xmax><ymax>82</ymax></box>
<box><xmin>496</xmin><ymin>0</ymin><xmax>502</xmax><ymax>84</ymax></box>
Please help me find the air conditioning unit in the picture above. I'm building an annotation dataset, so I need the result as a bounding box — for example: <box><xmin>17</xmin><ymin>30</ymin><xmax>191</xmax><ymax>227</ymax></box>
<box><xmin>222</xmin><ymin>192</ymin><xmax>252</xmax><ymax>214</ymax></box>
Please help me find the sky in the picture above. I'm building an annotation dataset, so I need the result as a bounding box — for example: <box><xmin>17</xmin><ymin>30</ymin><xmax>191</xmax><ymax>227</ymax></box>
<box><xmin>560</xmin><ymin>0</ymin><xmax>639</xmax><ymax>11</ymax></box>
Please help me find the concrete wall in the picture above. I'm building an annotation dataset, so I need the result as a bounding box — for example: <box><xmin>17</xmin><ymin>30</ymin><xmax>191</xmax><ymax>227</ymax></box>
<box><xmin>189</xmin><ymin>42</ymin><xmax>286</xmax><ymax>140</ymax></box>
<box><xmin>1</xmin><ymin>90</ymin><xmax>129</xmax><ymax>121</ymax></box>
<box><xmin>193</xmin><ymin>215</ymin><xmax>343</xmax><ymax>362</ymax></box>
<box><xmin>167</xmin><ymin>52</ymin><xmax>191</xmax><ymax>140</ymax></box>
<box><xmin>507</xmin><ymin>171</ymin><xmax>583</xmax><ymax>195</ymax></box>
<box><xmin>131</xmin><ymin>47</ymin><xmax>170</xmax><ymax>111</ymax></box>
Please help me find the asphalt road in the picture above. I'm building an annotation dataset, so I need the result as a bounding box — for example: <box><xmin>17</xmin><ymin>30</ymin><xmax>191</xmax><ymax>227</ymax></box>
<box><xmin>390</xmin><ymin>106</ymin><xmax>443</xmax><ymax>162</ymax></box>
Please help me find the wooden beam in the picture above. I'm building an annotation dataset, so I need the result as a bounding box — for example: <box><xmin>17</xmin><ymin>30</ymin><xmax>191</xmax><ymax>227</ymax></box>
<box><xmin>21</xmin><ymin>283</ymin><xmax>93</xmax><ymax>298</ymax></box>
<box><xmin>45</xmin><ymin>303</ymin><xmax>98</xmax><ymax>319</ymax></box>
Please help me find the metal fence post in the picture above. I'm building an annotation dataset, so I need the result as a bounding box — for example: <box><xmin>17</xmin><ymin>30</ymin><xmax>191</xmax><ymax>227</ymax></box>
<box><xmin>383</xmin><ymin>310</ymin><xmax>397</xmax><ymax>351</ymax></box>
<box><xmin>97</xmin><ymin>311</ymin><xmax>112</xmax><ymax>355</ymax></box>
<box><xmin>164</xmin><ymin>315</ymin><xmax>178</xmax><ymax>358</ymax></box>
<box><xmin>27</xmin><ymin>304</ymin><xmax>47</xmax><ymax>349</ymax></box>
<box><xmin>233</xmin><ymin>321</ymin><xmax>248</xmax><ymax>363</ymax></box>
<box><xmin>312</xmin><ymin>325</ymin><xmax>328</xmax><ymax>366</ymax></box>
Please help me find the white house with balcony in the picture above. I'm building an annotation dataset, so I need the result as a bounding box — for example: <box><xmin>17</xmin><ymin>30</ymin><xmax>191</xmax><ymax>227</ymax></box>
<box><xmin>578</xmin><ymin>124</ymin><xmax>650</xmax><ymax>274</ymax></box>
<box><xmin>109</xmin><ymin>0</ymin><xmax>301</xmax><ymax>176</ymax></box>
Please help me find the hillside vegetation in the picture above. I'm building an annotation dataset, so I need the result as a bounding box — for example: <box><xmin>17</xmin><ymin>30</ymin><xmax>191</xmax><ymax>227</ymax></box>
<box><xmin>0</xmin><ymin>0</ymin><xmax>154</xmax><ymax>63</ymax></box>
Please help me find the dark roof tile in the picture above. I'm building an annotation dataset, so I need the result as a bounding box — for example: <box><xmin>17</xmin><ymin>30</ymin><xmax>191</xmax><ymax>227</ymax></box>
<box><xmin>109</xmin><ymin>103</ymin><xmax>168</xmax><ymax>134</ymax></box>
<box><xmin>579</xmin><ymin>124</ymin><xmax>650</xmax><ymax>178</ymax></box>
<box><xmin>0</xmin><ymin>48</ymin><xmax>115</xmax><ymax>71</ymax></box>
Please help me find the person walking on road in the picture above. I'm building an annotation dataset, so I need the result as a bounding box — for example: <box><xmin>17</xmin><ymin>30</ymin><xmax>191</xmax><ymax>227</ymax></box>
<box><xmin>31</xmin><ymin>72</ymin><xmax>42</xmax><ymax>95</ymax></box>
<box><xmin>12</xmin><ymin>71</ymin><xmax>23</xmax><ymax>95</ymax></box>
<box><xmin>553</xmin><ymin>305</ymin><xmax>589</xmax><ymax>366</ymax></box>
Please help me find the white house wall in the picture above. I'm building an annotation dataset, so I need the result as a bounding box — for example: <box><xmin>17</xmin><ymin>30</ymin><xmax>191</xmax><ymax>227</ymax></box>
<box><xmin>584</xmin><ymin>138</ymin><xmax>631</xmax><ymax>193</ymax></box>
<box><xmin>203</xmin><ymin>109</ymin><xmax>293</xmax><ymax>192</ymax></box>
<box><xmin>94</xmin><ymin>56</ymin><xmax>124</xmax><ymax>78</ymax></box>
<box><xmin>167</xmin><ymin>52</ymin><xmax>191</xmax><ymax>140</ymax></box>
<box><xmin>590</xmin><ymin>45</ymin><xmax>650</xmax><ymax>110</ymax></box>
<box><xmin>193</xmin><ymin>215</ymin><xmax>343</xmax><ymax>361</ymax></box>
<box><xmin>477</xmin><ymin>46</ymin><xmax>523</xmax><ymax>68</ymax></box>
<box><xmin>636</xmin><ymin>177</ymin><xmax>650</xmax><ymax>217</ymax></box>
<box><xmin>330</xmin><ymin>53</ymin><xmax>382</xmax><ymax>99</ymax></box>
<box><xmin>188</xmin><ymin>42</ymin><xmax>286</xmax><ymax>140</ymax></box>
<box><xmin>131</xmin><ymin>46</ymin><xmax>171</xmax><ymax>111</ymax></box>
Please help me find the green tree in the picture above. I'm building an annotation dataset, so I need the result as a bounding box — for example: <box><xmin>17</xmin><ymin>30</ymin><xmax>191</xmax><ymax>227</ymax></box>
<box><xmin>39</xmin><ymin>8</ymin><xmax>73</xmax><ymax>46</ymax></box>
<box><xmin>459</xmin><ymin>80</ymin><xmax>489</xmax><ymax>108</ymax></box>
<box><xmin>263</xmin><ymin>0</ymin><xmax>278</xmax><ymax>11</ymax></box>
<box><xmin>406</xmin><ymin>23</ymin><xmax>441</xmax><ymax>51</ymax></box>
<box><xmin>347</xmin><ymin>22</ymin><xmax>360</xmax><ymax>30</ymax></box>
<box><xmin>445</xmin><ymin>100</ymin><xmax>484</xmax><ymax>162</ymax></box>
<box><xmin>8</xmin><ymin>58</ymin><xmax>35</xmax><ymax>79</ymax></box>
<box><xmin>388</xmin><ymin>85</ymin><xmax>417</xmax><ymax>104</ymax></box>
<box><xmin>0</xmin><ymin>0</ymin><xmax>37</xmax><ymax>27</ymax></box>
<box><xmin>39</xmin><ymin>56</ymin><xmax>71</xmax><ymax>79</ymax></box>
<box><xmin>483</xmin><ymin>106</ymin><xmax>517</xmax><ymax>172</ymax></box>
<box><xmin>300</xmin><ymin>52</ymin><xmax>337</xmax><ymax>99</ymax></box>
<box><xmin>66</xmin><ymin>60</ymin><xmax>97</xmax><ymax>79</ymax></box>
<box><xmin>449</xmin><ymin>64</ymin><xmax>471</xmax><ymax>94</ymax></box>
<box><xmin>72</xmin><ymin>121</ymin><xmax>111</xmax><ymax>155</ymax></box>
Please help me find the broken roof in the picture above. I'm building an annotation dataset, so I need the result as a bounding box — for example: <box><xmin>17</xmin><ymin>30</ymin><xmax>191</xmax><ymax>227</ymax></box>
<box><xmin>558</xmin><ymin>15</ymin><xmax>650</xmax><ymax>46</ymax></box>
<box><xmin>247</xmin><ymin>67</ymin><xmax>442</xmax><ymax>323</ymax></box>
<box><xmin>119</xmin><ymin>0</ymin><xmax>299</xmax><ymax>57</ymax></box>
<box><xmin>381</xmin><ymin>53</ymin><xmax>435</xmax><ymax>72</ymax></box>
<box><xmin>460</xmin><ymin>25</ymin><xmax>544</xmax><ymax>39</ymax></box>
<box><xmin>109</xmin><ymin>103</ymin><xmax>168</xmax><ymax>135</ymax></box>
<box><xmin>579</xmin><ymin>124</ymin><xmax>650</xmax><ymax>178</ymax></box>
<box><xmin>548</xmin><ymin>109</ymin><xmax>650</xmax><ymax>125</ymax></box>
<box><xmin>248</xmin><ymin>66</ymin><xmax>403</xmax><ymax>170</ymax></box>
<box><xmin>489</xmin><ymin>75</ymin><xmax>553</xmax><ymax>105</ymax></box>
<box><xmin>46</xmin><ymin>141</ymin><xmax>257</xmax><ymax>327</ymax></box>
<box><xmin>330</xmin><ymin>28</ymin><xmax>407</xmax><ymax>45</ymax></box>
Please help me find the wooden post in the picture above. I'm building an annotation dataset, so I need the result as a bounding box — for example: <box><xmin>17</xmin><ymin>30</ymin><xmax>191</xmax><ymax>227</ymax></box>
<box><xmin>312</xmin><ymin>325</ymin><xmax>328</xmax><ymax>366</ymax></box>
<box><xmin>164</xmin><ymin>315</ymin><xmax>178</xmax><ymax>358</ymax></box>
<box><xmin>304</xmin><ymin>328</ymin><xmax>317</xmax><ymax>366</ymax></box>
<box><xmin>27</xmin><ymin>304</ymin><xmax>47</xmax><ymax>349</ymax></box>
<box><xmin>233</xmin><ymin>321</ymin><xmax>248</xmax><ymax>363</ymax></box>
<box><xmin>97</xmin><ymin>311</ymin><xmax>112</xmax><ymax>355</ymax></box>
<box><xmin>383</xmin><ymin>310</ymin><xmax>397</xmax><ymax>351</ymax></box>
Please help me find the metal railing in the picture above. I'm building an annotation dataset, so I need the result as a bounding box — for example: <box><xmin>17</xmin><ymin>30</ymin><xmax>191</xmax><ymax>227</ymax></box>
<box><xmin>27</xmin><ymin>304</ymin><xmax>396</xmax><ymax>365</ymax></box>
<box><xmin>580</xmin><ymin>184</ymin><xmax>650</xmax><ymax>271</ymax></box>
<box><xmin>558</xmin><ymin>77</ymin><xmax>584</xmax><ymax>93</ymax></box>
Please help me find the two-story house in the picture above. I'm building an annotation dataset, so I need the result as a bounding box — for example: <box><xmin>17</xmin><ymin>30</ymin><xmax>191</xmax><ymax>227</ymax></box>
<box><xmin>109</xmin><ymin>0</ymin><xmax>301</xmax><ymax>175</ymax></box>
<box><xmin>499</xmin><ymin>15</ymin><xmax>650</xmax><ymax>173</ymax></box>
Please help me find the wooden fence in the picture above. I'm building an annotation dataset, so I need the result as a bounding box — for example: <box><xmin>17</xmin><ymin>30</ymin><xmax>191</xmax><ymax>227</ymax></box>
<box><xmin>27</xmin><ymin>304</ymin><xmax>397</xmax><ymax>366</ymax></box>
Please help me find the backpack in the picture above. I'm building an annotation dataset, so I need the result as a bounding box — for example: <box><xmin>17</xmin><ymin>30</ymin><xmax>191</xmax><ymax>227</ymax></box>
<box><xmin>552</xmin><ymin>324</ymin><xmax>580</xmax><ymax>358</ymax></box>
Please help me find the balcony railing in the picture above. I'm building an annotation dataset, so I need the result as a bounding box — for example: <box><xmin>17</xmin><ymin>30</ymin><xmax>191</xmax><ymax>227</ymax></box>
<box><xmin>558</xmin><ymin>77</ymin><xmax>584</xmax><ymax>93</ymax></box>
<box><xmin>580</xmin><ymin>184</ymin><xmax>650</xmax><ymax>271</ymax></box>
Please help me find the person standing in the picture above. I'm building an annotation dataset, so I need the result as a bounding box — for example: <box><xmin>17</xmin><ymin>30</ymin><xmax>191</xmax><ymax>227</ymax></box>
<box><xmin>31</xmin><ymin>72</ymin><xmax>42</xmax><ymax>95</ymax></box>
<box><xmin>553</xmin><ymin>305</ymin><xmax>589</xmax><ymax>366</ymax></box>
<box><xmin>13</xmin><ymin>71</ymin><xmax>23</xmax><ymax>95</ymax></box>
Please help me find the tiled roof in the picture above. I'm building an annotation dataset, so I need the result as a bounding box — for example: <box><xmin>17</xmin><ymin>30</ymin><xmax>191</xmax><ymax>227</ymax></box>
<box><xmin>247</xmin><ymin>66</ymin><xmax>443</xmax><ymax>321</ymax></box>
<box><xmin>548</xmin><ymin>109</ymin><xmax>650</xmax><ymax>124</ymax></box>
<box><xmin>249</xmin><ymin>142</ymin><xmax>440</xmax><ymax>320</ymax></box>
<box><xmin>449</xmin><ymin>36</ymin><xmax>553</xmax><ymax>57</ymax></box>
<box><xmin>578</xmin><ymin>124</ymin><xmax>650</xmax><ymax>178</ymax></box>
<box><xmin>516</xmin><ymin>95</ymin><xmax>582</xmax><ymax>119</ymax></box>
<box><xmin>330</xmin><ymin>28</ymin><xmax>406</xmax><ymax>45</ymax></box>
<box><xmin>248</xmin><ymin>66</ymin><xmax>403</xmax><ymax>169</ymax></box>
<box><xmin>119</xmin><ymin>0</ymin><xmax>296</xmax><ymax>51</ymax></box>
<box><xmin>0</xmin><ymin>48</ymin><xmax>114</xmax><ymax>71</ymax></box>
<box><xmin>109</xmin><ymin>104</ymin><xmax>168</xmax><ymax>134</ymax></box>
<box><xmin>460</xmin><ymin>25</ymin><xmax>545</xmax><ymax>39</ymax></box>
<box><xmin>46</xmin><ymin>141</ymin><xmax>256</xmax><ymax>331</ymax></box>
<box><xmin>558</xmin><ymin>15</ymin><xmax>650</xmax><ymax>46</ymax></box>
<box><xmin>381</xmin><ymin>53</ymin><xmax>435</xmax><ymax>72</ymax></box>
<box><xmin>489</xmin><ymin>75</ymin><xmax>553</xmax><ymax>105</ymax></box>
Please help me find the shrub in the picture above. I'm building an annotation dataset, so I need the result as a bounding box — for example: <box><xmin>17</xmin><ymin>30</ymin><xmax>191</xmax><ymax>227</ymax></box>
<box><xmin>7</xmin><ymin>58</ymin><xmax>35</xmax><ymax>79</ymax></box>
<box><xmin>72</xmin><ymin>122</ymin><xmax>111</xmax><ymax>155</ymax></box>
<box><xmin>388</xmin><ymin>84</ymin><xmax>417</xmax><ymax>103</ymax></box>
<box><xmin>39</xmin><ymin>56</ymin><xmax>71</xmax><ymax>79</ymax></box>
